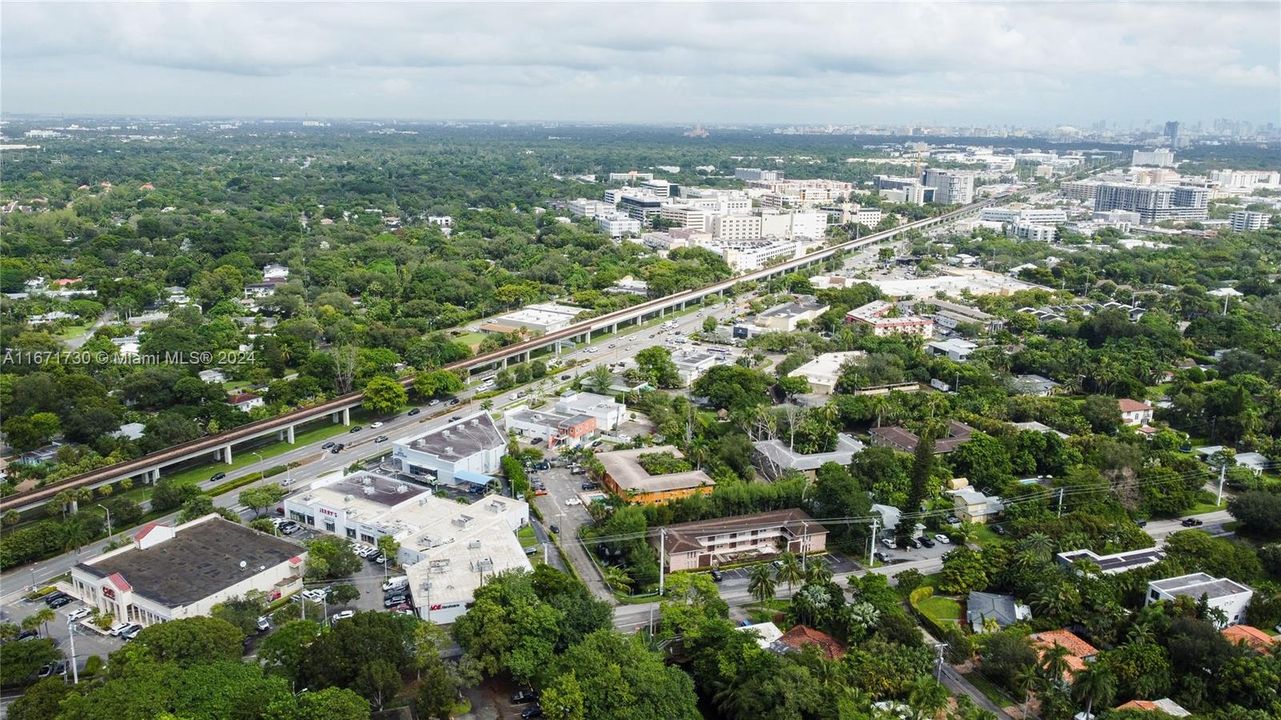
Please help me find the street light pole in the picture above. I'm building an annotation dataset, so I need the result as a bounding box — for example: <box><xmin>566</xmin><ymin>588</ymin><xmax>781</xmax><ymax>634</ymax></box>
<box><xmin>97</xmin><ymin>503</ymin><xmax>112</xmax><ymax>538</ymax></box>
<box><xmin>67</xmin><ymin>616</ymin><xmax>79</xmax><ymax>684</ymax></box>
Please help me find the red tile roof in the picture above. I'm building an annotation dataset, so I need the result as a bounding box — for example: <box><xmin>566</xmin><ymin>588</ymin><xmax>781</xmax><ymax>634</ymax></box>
<box><xmin>1118</xmin><ymin>398</ymin><xmax>1152</xmax><ymax>412</ymax></box>
<box><xmin>1031</xmin><ymin>629</ymin><xmax>1098</xmax><ymax>675</ymax></box>
<box><xmin>777</xmin><ymin>624</ymin><xmax>846</xmax><ymax>660</ymax></box>
<box><xmin>1221</xmin><ymin>624</ymin><xmax>1276</xmax><ymax>652</ymax></box>
<box><xmin>106</xmin><ymin>572</ymin><xmax>132</xmax><ymax>592</ymax></box>
<box><xmin>133</xmin><ymin>521</ymin><xmax>163</xmax><ymax>542</ymax></box>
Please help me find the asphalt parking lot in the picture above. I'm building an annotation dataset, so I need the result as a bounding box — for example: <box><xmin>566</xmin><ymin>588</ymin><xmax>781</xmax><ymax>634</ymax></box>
<box><xmin>871</xmin><ymin>534</ymin><xmax>955</xmax><ymax>566</ymax></box>
<box><xmin>2</xmin><ymin>593</ymin><xmax>125</xmax><ymax>674</ymax></box>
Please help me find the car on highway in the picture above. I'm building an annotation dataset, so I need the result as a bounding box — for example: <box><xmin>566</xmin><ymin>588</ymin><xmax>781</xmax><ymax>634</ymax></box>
<box><xmin>408</xmin><ymin>408</ymin><xmax>421</xmax><ymax>416</ymax></box>
<box><xmin>322</xmin><ymin>441</ymin><xmax>336</xmax><ymax>449</ymax></box>
<box><xmin>374</xmin><ymin>435</ymin><xmax>389</xmax><ymax>443</ymax></box>
<box><xmin>330</xmin><ymin>444</ymin><xmax>344</xmax><ymax>454</ymax></box>
<box><xmin>370</xmin><ymin>422</ymin><xmax>384</xmax><ymax>429</ymax></box>
<box><xmin>450</xmin><ymin>416</ymin><xmax>461</xmax><ymax>422</ymax></box>
<box><xmin>1181</xmin><ymin>517</ymin><xmax>1204</xmax><ymax>527</ymax></box>
<box><xmin>429</xmin><ymin>399</ymin><xmax>441</xmax><ymax>406</ymax></box>
<box><xmin>560</xmin><ymin>374</ymin><xmax>572</xmax><ymax>381</ymax></box>
<box><xmin>349</xmin><ymin>426</ymin><xmax>362</xmax><ymax>433</ymax></box>
<box><xmin>210</xmin><ymin>471</ymin><xmax>227</xmax><ymax>482</ymax></box>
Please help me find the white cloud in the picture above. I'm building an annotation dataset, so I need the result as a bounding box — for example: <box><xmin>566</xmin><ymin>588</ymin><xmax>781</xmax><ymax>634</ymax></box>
<box><xmin>2</xmin><ymin>2</ymin><xmax>1277</xmax><ymax>123</ymax></box>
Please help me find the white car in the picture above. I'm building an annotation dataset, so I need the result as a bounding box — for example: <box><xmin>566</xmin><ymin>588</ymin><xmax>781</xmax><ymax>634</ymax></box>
<box><xmin>934</xmin><ymin>534</ymin><xmax>951</xmax><ymax>544</ymax></box>
<box><xmin>370</xmin><ymin>421</ymin><xmax>384</xmax><ymax>429</ymax></box>
<box><xmin>565</xmin><ymin>498</ymin><xmax>583</xmax><ymax>506</ymax></box>
<box><xmin>330</xmin><ymin>610</ymin><xmax>355</xmax><ymax>624</ymax></box>
<box><xmin>66</xmin><ymin>607</ymin><xmax>92</xmax><ymax>622</ymax></box>
<box><xmin>880</xmin><ymin>538</ymin><xmax>896</xmax><ymax>549</ymax></box>
<box><xmin>108</xmin><ymin>621</ymin><xmax>133</xmax><ymax>637</ymax></box>
<box><xmin>302</xmin><ymin>588</ymin><xmax>329</xmax><ymax>602</ymax></box>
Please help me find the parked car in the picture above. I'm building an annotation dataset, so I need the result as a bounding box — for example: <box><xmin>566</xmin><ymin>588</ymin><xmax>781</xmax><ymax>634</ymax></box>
<box><xmin>210</xmin><ymin>472</ymin><xmax>227</xmax><ymax>482</ymax></box>
<box><xmin>581</xmin><ymin>482</ymin><xmax>597</xmax><ymax>490</ymax></box>
<box><xmin>919</xmin><ymin>537</ymin><xmax>936</xmax><ymax>548</ymax></box>
<box><xmin>331</xmin><ymin>610</ymin><xmax>355</xmax><ymax>624</ymax></box>
<box><xmin>992</xmin><ymin>525</ymin><xmax>1007</xmax><ymax>536</ymax></box>
<box><xmin>549</xmin><ymin>524</ymin><xmax>560</xmax><ymax>534</ymax></box>
<box><xmin>880</xmin><ymin>538</ymin><xmax>896</xmax><ymax>549</ymax></box>
<box><xmin>371</xmin><ymin>554</ymin><xmax>386</xmax><ymax>564</ymax></box>
<box><xmin>48</xmin><ymin>595</ymin><xmax>72</xmax><ymax>609</ymax></box>
<box><xmin>383</xmin><ymin>594</ymin><xmax>409</xmax><ymax>608</ymax></box>
<box><xmin>15</xmin><ymin>629</ymin><xmax>39</xmax><ymax>641</ymax></box>
<box><xmin>873</xmin><ymin>551</ymin><xmax>888</xmax><ymax>563</ymax></box>
<box><xmin>564</xmin><ymin>498</ymin><xmax>583</xmax><ymax>506</ymax></box>
<box><xmin>521</xmin><ymin>705</ymin><xmax>544</xmax><ymax>720</ymax></box>
<box><xmin>382</xmin><ymin>576</ymin><xmax>409</xmax><ymax>592</ymax></box>
<box><xmin>407</xmin><ymin>408</ymin><xmax>421</xmax><ymax>416</ymax></box>
<box><xmin>256</xmin><ymin>616</ymin><xmax>271</xmax><ymax>632</ymax></box>
<box><xmin>512</xmin><ymin>690</ymin><xmax>539</xmax><ymax>705</ymax></box>
<box><xmin>934</xmin><ymin>534</ymin><xmax>951</xmax><ymax>544</ymax></box>
<box><xmin>524</xmin><ymin>546</ymin><xmax>538</xmax><ymax>556</ymax></box>
<box><xmin>108</xmin><ymin>621</ymin><xmax>133</xmax><ymax>637</ymax></box>
<box><xmin>710</xmin><ymin>569</ymin><xmax>723</xmax><ymax>583</ymax></box>
<box><xmin>67</xmin><ymin>607</ymin><xmax>92</xmax><ymax>622</ymax></box>
<box><xmin>122</xmin><ymin>624</ymin><xmax>143</xmax><ymax>641</ymax></box>
<box><xmin>302</xmin><ymin>588</ymin><xmax>329</xmax><ymax>602</ymax></box>
<box><xmin>43</xmin><ymin>591</ymin><xmax>70</xmax><ymax>606</ymax></box>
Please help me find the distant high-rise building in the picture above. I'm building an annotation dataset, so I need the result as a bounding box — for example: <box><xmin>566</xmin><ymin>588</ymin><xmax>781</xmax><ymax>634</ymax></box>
<box><xmin>922</xmin><ymin>168</ymin><xmax>975</xmax><ymax>205</ymax></box>
<box><xmin>1093</xmin><ymin>183</ymin><xmax>1207</xmax><ymax>224</ymax></box>
<box><xmin>1229</xmin><ymin>210</ymin><xmax>1270</xmax><ymax>232</ymax></box>
<box><xmin>734</xmin><ymin>168</ymin><xmax>784</xmax><ymax>182</ymax></box>
<box><xmin>1164</xmin><ymin>121</ymin><xmax>1180</xmax><ymax>145</ymax></box>
<box><xmin>1132</xmin><ymin>148</ymin><xmax>1176</xmax><ymax>167</ymax></box>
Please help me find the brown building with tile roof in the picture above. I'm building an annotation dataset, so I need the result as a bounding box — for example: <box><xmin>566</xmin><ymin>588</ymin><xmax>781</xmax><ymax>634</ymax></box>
<box><xmin>775</xmin><ymin>624</ymin><xmax>846</xmax><ymax>660</ymax></box>
<box><xmin>1030</xmin><ymin>629</ymin><xmax>1099</xmax><ymax>677</ymax></box>
<box><xmin>1221</xmin><ymin>624</ymin><xmax>1277</xmax><ymax>653</ymax></box>
<box><xmin>598</xmin><ymin>446</ymin><xmax>715</xmax><ymax>506</ymax></box>
<box><xmin>655</xmin><ymin>509</ymin><xmax>828</xmax><ymax>571</ymax></box>
<box><xmin>869</xmin><ymin>420</ymin><xmax>974</xmax><ymax>454</ymax></box>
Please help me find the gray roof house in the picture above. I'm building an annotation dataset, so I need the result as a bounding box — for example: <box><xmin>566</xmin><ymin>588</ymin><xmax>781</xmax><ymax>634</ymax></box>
<box><xmin>967</xmin><ymin>592</ymin><xmax>1031</xmax><ymax>632</ymax></box>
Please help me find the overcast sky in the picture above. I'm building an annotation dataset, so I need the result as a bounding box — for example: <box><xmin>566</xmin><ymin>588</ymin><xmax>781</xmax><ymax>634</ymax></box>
<box><xmin>3</xmin><ymin>2</ymin><xmax>1278</xmax><ymax>126</ymax></box>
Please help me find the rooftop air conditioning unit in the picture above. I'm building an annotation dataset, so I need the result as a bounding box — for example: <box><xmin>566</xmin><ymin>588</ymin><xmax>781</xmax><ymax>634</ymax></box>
<box><xmin>344</xmin><ymin>494</ymin><xmax>353</xmax><ymax>503</ymax></box>
<box><xmin>362</xmin><ymin>477</ymin><xmax>372</xmax><ymax>486</ymax></box>
<box><xmin>468</xmin><ymin>540</ymin><xmax>482</xmax><ymax>549</ymax></box>
<box><xmin>396</xmin><ymin>484</ymin><xmax>407</xmax><ymax>494</ymax></box>
<box><xmin>363</xmin><ymin>486</ymin><xmax>376</xmax><ymax>495</ymax></box>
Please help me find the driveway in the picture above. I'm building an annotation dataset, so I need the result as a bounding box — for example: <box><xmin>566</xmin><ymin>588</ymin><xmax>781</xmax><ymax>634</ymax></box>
<box><xmin>528</xmin><ymin>450</ymin><xmax>611</xmax><ymax>600</ymax></box>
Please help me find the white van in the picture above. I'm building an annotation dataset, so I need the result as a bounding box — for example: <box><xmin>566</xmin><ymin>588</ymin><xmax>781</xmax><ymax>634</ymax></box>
<box><xmin>382</xmin><ymin>576</ymin><xmax>409</xmax><ymax>592</ymax></box>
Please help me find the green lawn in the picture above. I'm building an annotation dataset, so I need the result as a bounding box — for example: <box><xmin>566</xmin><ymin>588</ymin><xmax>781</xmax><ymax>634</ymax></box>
<box><xmin>517</xmin><ymin>524</ymin><xmax>539</xmax><ymax>548</ymax></box>
<box><xmin>745</xmin><ymin>599</ymin><xmax>790</xmax><ymax>624</ymax></box>
<box><xmin>56</xmin><ymin>322</ymin><xmax>92</xmax><ymax>340</ymax></box>
<box><xmin>917</xmin><ymin>595</ymin><xmax>963</xmax><ymax>627</ymax></box>
<box><xmin>970</xmin><ymin>524</ymin><xmax>1004</xmax><ymax>547</ymax></box>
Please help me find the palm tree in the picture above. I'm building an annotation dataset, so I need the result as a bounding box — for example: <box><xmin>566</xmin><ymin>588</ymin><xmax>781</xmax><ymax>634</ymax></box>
<box><xmin>774</xmin><ymin>553</ymin><xmax>803</xmax><ymax>593</ymax></box>
<box><xmin>747</xmin><ymin>564</ymin><xmax>777</xmax><ymax>606</ymax></box>
<box><xmin>804</xmin><ymin>560</ymin><xmax>833</xmax><ymax>586</ymax></box>
<box><xmin>601</xmin><ymin>566</ymin><xmax>633</xmax><ymax>594</ymax></box>
<box><xmin>1071</xmin><ymin>664</ymin><xmax>1116</xmax><ymax>720</ymax></box>
<box><xmin>1013</xmin><ymin>665</ymin><xmax>1041</xmax><ymax>720</ymax></box>
<box><xmin>1037</xmin><ymin>642</ymin><xmax>1072</xmax><ymax>690</ymax></box>
<box><xmin>586</xmin><ymin>364</ymin><xmax>614</xmax><ymax>394</ymax></box>
<box><xmin>1017</xmin><ymin>532</ymin><xmax>1054</xmax><ymax>563</ymax></box>
<box><xmin>24</xmin><ymin>607</ymin><xmax>55</xmax><ymax>637</ymax></box>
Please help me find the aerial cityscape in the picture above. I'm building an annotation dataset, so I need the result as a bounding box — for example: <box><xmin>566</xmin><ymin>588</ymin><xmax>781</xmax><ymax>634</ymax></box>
<box><xmin>0</xmin><ymin>3</ymin><xmax>1279</xmax><ymax>720</ymax></box>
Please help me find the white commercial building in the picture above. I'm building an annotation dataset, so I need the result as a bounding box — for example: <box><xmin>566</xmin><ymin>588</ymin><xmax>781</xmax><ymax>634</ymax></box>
<box><xmin>760</xmin><ymin>210</ymin><xmax>829</xmax><ymax>241</ymax></box>
<box><xmin>845</xmin><ymin>300</ymin><xmax>934</xmax><ymax>337</ymax></box>
<box><xmin>659</xmin><ymin>205</ymin><xmax>712</xmax><ymax>232</ymax></box>
<box><xmin>734</xmin><ymin>297</ymin><xmax>829</xmax><ymax>337</ymax></box>
<box><xmin>672</xmin><ymin>348</ymin><xmax>730</xmax><ymax>385</ymax></box>
<box><xmin>979</xmin><ymin>207</ymin><xmax>1068</xmax><ymax>224</ymax></box>
<box><xmin>1010</xmin><ymin>222</ymin><xmax>1057</xmax><ymax>242</ymax></box>
<box><xmin>1229</xmin><ymin>210</ymin><xmax>1270</xmax><ymax>231</ymax></box>
<box><xmin>1146</xmin><ymin>573</ymin><xmax>1253</xmax><ymax>627</ymax></box>
<box><xmin>283</xmin><ymin>471</ymin><xmax>530</xmax><ymax>624</ymax></box>
<box><xmin>787</xmin><ymin>351</ymin><xmax>865</xmax><ymax>394</ymax></box>
<box><xmin>927</xmin><ymin>338</ymin><xmax>978</xmax><ymax>362</ymax></box>
<box><xmin>392</xmin><ymin>412</ymin><xmax>507</xmax><ymax>486</ymax></box>
<box><xmin>486</xmin><ymin>302</ymin><xmax>586</xmax><ymax>335</ymax></box>
<box><xmin>712</xmin><ymin>214</ymin><xmax>763</xmax><ymax>241</ymax></box>
<box><xmin>717</xmin><ymin>238</ymin><xmax>802</xmax><ymax>272</ymax></box>
<box><xmin>555</xmin><ymin>391</ymin><xmax>627</xmax><ymax>431</ymax></box>
<box><xmin>71</xmin><ymin>515</ymin><xmax>305</xmax><ymax>628</ymax></box>
<box><xmin>568</xmin><ymin>198</ymin><xmax>614</xmax><ymax>218</ymax></box>
<box><xmin>597</xmin><ymin>213</ymin><xmax>642</xmax><ymax>237</ymax></box>
<box><xmin>735</xmin><ymin>168</ymin><xmax>784</xmax><ymax>182</ymax></box>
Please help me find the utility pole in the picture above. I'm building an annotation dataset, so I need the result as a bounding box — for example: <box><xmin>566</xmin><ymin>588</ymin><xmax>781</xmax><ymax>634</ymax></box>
<box><xmin>1056</xmin><ymin>487</ymin><xmax>1065</xmax><ymax>518</ymax></box>
<box><xmin>97</xmin><ymin>503</ymin><xmax>112</xmax><ymax>539</ymax></box>
<box><xmin>658</xmin><ymin>528</ymin><xmax>666</xmax><ymax>596</ymax></box>
<box><xmin>801</xmin><ymin>521</ymin><xmax>809</xmax><ymax>571</ymax></box>
<box><xmin>868</xmin><ymin>518</ymin><xmax>879</xmax><ymax>566</ymax></box>
<box><xmin>67</xmin><ymin>616</ymin><xmax>79</xmax><ymax>684</ymax></box>
<box><xmin>934</xmin><ymin>641</ymin><xmax>946</xmax><ymax>682</ymax></box>
<box><xmin>1216</xmin><ymin>464</ymin><xmax>1227</xmax><ymax>507</ymax></box>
